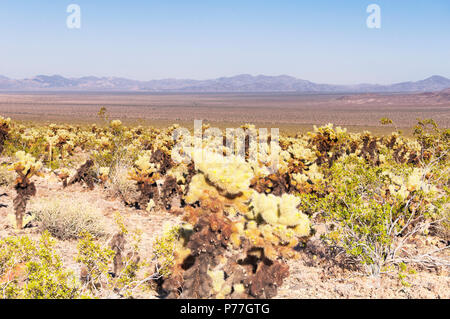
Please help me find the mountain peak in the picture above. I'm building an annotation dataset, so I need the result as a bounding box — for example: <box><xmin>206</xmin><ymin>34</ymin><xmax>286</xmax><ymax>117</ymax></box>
<box><xmin>423</xmin><ymin>75</ymin><xmax>450</xmax><ymax>82</ymax></box>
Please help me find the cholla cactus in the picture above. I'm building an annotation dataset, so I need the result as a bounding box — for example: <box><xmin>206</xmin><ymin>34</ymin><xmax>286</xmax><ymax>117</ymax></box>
<box><xmin>55</xmin><ymin>167</ymin><xmax>71</xmax><ymax>187</ymax></box>
<box><xmin>45</xmin><ymin>135</ymin><xmax>58</xmax><ymax>163</ymax></box>
<box><xmin>185</xmin><ymin>173</ymin><xmax>251</xmax><ymax>216</ymax></box>
<box><xmin>98</xmin><ymin>167</ymin><xmax>110</xmax><ymax>183</ymax></box>
<box><xmin>184</xmin><ymin>151</ymin><xmax>254</xmax><ymax>216</ymax></box>
<box><xmin>110</xmin><ymin>120</ymin><xmax>123</xmax><ymax>137</ymax></box>
<box><xmin>129</xmin><ymin>152</ymin><xmax>160</xmax><ymax>182</ymax></box>
<box><xmin>250</xmin><ymin>192</ymin><xmax>310</xmax><ymax>231</ymax></box>
<box><xmin>128</xmin><ymin>152</ymin><xmax>162</xmax><ymax>210</ymax></box>
<box><xmin>242</xmin><ymin>191</ymin><xmax>311</xmax><ymax>257</ymax></box>
<box><xmin>157</xmin><ymin>202</ymin><xmax>292</xmax><ymax>299</ymax></box>
<box><xmin>110</xmin><ymin>119</ymin><xmax>122</xmax><ymax>129</ymax></box>
<box><xmin>9</xmin><ymin>151</ymin><xmax>43</xmax><ymax>229</ymax></box>
<box><xmin>10</xmin><ymin>151</ymin><xmax>43</xmax><ymax>183</ymax></box>
<box><xmin>0</xmin><ymin>116</ymin><xmax>11</xmax><ymax>154</ymax></box>
<box><xmin>195</xmin><ymin>151</ymin><xmax>254</xmax><ymax>197</ymax></box>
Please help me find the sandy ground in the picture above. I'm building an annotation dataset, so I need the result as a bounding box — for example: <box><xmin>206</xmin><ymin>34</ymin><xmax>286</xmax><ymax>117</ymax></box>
<box><xmin>277</xmin><ymin>239</ymin><xmax>449</xmax><ymax>299</ymax></box>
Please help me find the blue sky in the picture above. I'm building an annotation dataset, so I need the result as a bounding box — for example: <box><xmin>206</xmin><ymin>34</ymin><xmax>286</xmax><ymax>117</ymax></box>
<box><xmin>0</xmin><ymin>0</ymin><xmax>449</xmax><ymax>84</ymax></box>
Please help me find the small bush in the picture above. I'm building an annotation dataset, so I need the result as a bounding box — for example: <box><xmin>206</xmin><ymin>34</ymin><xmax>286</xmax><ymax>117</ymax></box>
<box><xmin>106</xmin><ymin>164</ymin><xmax>139</xmax><ymax>206</ymax></box>
<box><xmin>75</xmin><ymin>232</ymin><xmax>114</xmax><ymax>291</ymax></box>
<box><xmin>0</xmin><ymin>232</ymin><xmax>81</xmax><ymax>299</ymax></box>
<box><xmin>75</xmin><ymin>223</ymin><xmax>144</xmax><ymax>297</ymax></box>
<box><xmin>311</xmin><ymin>154</ymin><xmax>446</xmax><ymax>275</ymax></box>
<box><xmin>152</xmin><ymin>225</ymin><xmax>182</xmax><ymax>278</ymax></box>
<box><xmin>23</xmin><ymin>231</ymin><xmax>81</xmax><ymax>299</ymax></box>
<box><xmin>0</xmin><ymin>164</ymin><xmax>15</xmax><ymax>187</ymax></box>
<box><xmin>30</xmin><ymin>196</ymin><xmax>107</xmax><ymax>240</ymax></box>
<box><xmin>431</xmin><ymin>208</ymin><xmax>450</xmax><ymax>242</ymax></box>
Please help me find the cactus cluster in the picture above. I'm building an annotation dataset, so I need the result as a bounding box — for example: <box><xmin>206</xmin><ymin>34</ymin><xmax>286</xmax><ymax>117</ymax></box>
<box><xmin>9</xmin><ymin>151</ymin><xmax>43</xmax><ymax>229</ymax></box>
<box><xmin>0</xmin><ymin>115</ymin><xmax>448</xmax><ymax>299</ymax></box>
<box><xmin>157</xmin><ymin>205</ymin><xmax>292</xmax><ymax>299</ymax></box>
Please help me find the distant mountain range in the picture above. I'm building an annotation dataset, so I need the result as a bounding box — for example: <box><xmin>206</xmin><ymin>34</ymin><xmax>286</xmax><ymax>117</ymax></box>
<box><xmin>0</xmin><ymin>74</ymin><xmax>449</xmax><ymax>93</ymax></box>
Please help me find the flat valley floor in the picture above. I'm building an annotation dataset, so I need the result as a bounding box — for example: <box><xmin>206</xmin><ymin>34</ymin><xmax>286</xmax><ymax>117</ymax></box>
<box><xmin>0</xmin><ymin>92</ymin><xmax>448</xmax><ymax>135</ymax></box>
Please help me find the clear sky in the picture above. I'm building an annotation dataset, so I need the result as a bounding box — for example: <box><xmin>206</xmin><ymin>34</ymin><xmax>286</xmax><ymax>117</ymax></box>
<box><xmin>0</xmin><ymin>0</ymin><xmax>449</xmax><ymax>84</ymax></box>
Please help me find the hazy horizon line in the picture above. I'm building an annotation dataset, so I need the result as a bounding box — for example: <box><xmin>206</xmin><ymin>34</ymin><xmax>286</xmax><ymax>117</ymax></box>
<box><xmin>2</xmin><ymin>73</ymin><xmax>449</xmax><ymax>87</ymax></box>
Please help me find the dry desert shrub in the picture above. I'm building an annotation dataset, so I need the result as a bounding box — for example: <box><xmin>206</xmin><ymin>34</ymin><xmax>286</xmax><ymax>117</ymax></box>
<box><xmin>30</xmin><ymin>196</ymin><xmax>107</xmax><ymax>240</ymax></box>
<box><xmin>0</xmin><ymin>164</ymin><xmax>15</xmax><ymax>187</ymax></box>
<box><xmin>106</xmin><ymin>163</ymin><xmax>140</xmax><ymax>206</ymax></box>
<box><xmin>431</xmin><ymin>207</ymin><xmax>450</xmax><ymax>242</ymax></box>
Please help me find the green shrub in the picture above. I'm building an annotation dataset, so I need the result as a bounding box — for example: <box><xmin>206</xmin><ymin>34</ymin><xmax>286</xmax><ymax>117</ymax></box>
<box><xmin>0</xmin><ymin>235</ymin><xmax>35</xmax><ymax>298</ymax></box>
<box><xmin>152</xmin><ymin>225</ymin><xmax>182</xmax><ymax>278</ymax></box>
<box><xmin>75</xmin><ymin>232</ymin><xmax>114</xmax><ymax>291</ymax></box>
<box><xmin>23</xmin><ymin>232</ymin><xmax>81</xmax><ymax>299</ymax></box>
<box><xmin>306</xmin><ymin>155</ymin><xmax>444</xmax><ymax>275</ymax></box>
<box><xmin>75</xmin><ymin>215</ymin><xmax>147</xmax><ymax>297</ymax></box>
<box><xmin>0</xmin><ymin>232</ymin><xmax>81</xmax><ymax>299</ymax></box>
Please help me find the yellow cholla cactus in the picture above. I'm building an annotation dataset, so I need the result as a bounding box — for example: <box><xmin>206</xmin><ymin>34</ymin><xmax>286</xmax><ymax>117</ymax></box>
<box><xmin>9</xmin><ymin>151</ymin><xmax>43</xmax><ymax>178</ymax></box>
<box><xmin>167</xmin><ymin>164</ymin><xmax>188</xmax><ymax>184</ymax></box>
<box><xmin>0</xmin><ymin>116</ymin><xmax>11</xmax><ymax>137</ymax></box>
<box><xmin>146</xmin><ymin>199</ymin><xmax>156</xmax><ymax>212</ymax></box>
<box><xmin>110</xmin><ymin>119</ymin><xmax>123</xmax><ymax>129</ymax></box>
<box><xmin>306</xmin><ymin>163</ymin><xmax>324</xmax><ymax>184</ymax></box>
<box><xmin>249</xmin><ymin>191</ymin><xmax>310</xmax><ymax>235</ymax></box>
<box><xmin>135</xmin><ymin>152</ymin><xmax>153</xmax><ymax>171</ymax></box>
<box><xmin>406</xmin><ymin>168</ymin><xmax>423</xmax><ymax>192</ymax></box>
<box><xmin>130</xmin><ymin>151</ymin><xmax>159</xmax><ymax>180</ymax></box>
<box><xmin>248</xmin><ymin>192</ymin><xmax>279</xmax><ymax>223</ymax></box>
<box><xmin>208</xmin><ymin>269</ymin><xmax>225</xmax><ymax>293</ymax></box>
<box><xmin>7</xmin><ymin>212</ymin><xmax>35</xmax><ymax>229</ymax></box>
<box><xmin>185</xmin><ymin>174</ymin><xmax>218</xmax><ymax>204</ymax></box>
<box><xmin>195</xmin><ymin>151</ymin><xmax>254</xmax><ymax>196</ymax></box>
<box><xmin>99</xmin><ymin>167</ymin><xmax>110</xmax><ymax>178</ymax></box>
